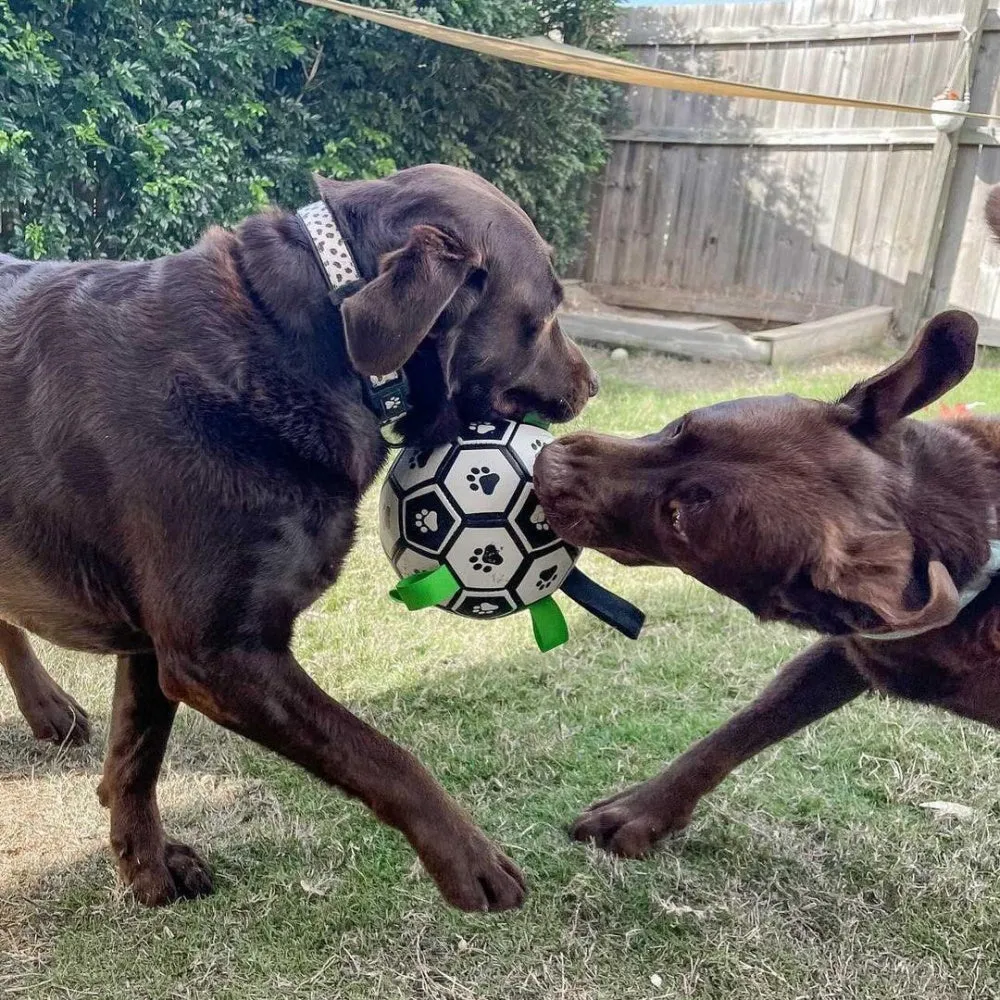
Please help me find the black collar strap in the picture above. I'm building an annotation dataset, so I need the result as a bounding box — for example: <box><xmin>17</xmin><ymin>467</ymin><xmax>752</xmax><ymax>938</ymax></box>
<box><xmin>296</xmin><ymin>200</ymin><xmax>411</xmax><ymax>431</ymax></box>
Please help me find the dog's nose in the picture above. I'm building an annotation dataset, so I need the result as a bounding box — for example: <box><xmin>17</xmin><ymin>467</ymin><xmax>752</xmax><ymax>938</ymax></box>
<box><xmin>587</xmin><ymin>370</ymin><xmax>601</xmax><ymax>398</ymax></box>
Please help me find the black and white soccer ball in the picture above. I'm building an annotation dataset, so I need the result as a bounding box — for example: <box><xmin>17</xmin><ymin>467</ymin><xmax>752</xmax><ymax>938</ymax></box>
<box><xmin>379</xmin><ymin>419</ymin><xmax>580</xmax><ymax>620</ymax></box>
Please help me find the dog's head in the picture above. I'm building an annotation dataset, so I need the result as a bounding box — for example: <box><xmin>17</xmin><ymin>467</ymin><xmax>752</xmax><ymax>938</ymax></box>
<box><xmin>317</xmin><ymin>165</ymin><xmax>597</xmax><ymax>442</ymax></box>
<box><xmin>535</xmin><ymin>310</ymin><xmax>985</xmax><ymax>638</ymax></box>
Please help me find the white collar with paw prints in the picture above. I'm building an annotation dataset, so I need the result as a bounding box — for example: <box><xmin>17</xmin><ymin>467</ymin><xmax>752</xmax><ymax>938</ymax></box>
<box><xmin>296</xmin><ymin>200</ymin><xmax>411</xmax><ymax>435</ymax></box>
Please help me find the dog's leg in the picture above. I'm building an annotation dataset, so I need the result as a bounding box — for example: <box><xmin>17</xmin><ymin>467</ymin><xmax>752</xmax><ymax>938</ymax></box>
<box><xmin>571</xmin><ymin>639</ymin><xmax>869</xmax><ymax>857</ymax></box>
<box><xmin>157</xmin><ymin>648</ymin><xmax>525</xmax><ymax>912</ymax></box>
<box><xmin>0</xmin><ymin>620</ymin><xmax>90</xmax><ymax>744</ymax></box>
<box><xmin>97</xmin><ymin>652</ymin><xmax>212</xmax><ymax>906</ymax></box>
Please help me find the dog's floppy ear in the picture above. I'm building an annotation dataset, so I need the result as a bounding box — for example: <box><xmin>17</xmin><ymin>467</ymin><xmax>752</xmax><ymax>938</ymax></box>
<box><xmin>837</xmin><ymin>310</ymin><xmax>978</xmax><ymax>439</ymax></box>
<box><xmin>812</xmin><ymin>528</ymin><xmax>960</xmax><ymax>635</ymax></box>
<box><xmin>340</xmin><ymin>225</ymin><xmax>482</xmax><ymax>377</ymax></box>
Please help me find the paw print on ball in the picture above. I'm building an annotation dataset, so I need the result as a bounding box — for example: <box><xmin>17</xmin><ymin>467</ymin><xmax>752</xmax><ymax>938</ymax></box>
<box><xmin>515</xmin><ymin>546</ymin><xmax>577</xmax><ymax>605</ymax></box>
<box><xmin>508</xmin><ymin>422</ymin><xmax>555</xmax><ymax>476</ymax></box>
<box><xmin>530</xmin><ymin>506</ymin><xmax>549</xmax><ymax>532</ymax></box>
<box><xmin>448</xmin><ymin>527</ymin><xmax>519</xmax><ymax>588</ymax></box>
<box><xmin>452</xmin><ymin>592</ymin><xmax>517</xmax><ymax>619</ymax></box>
<box><xmin>401</xmin><ymin>487</ymin><xmax>459</xmax><ymax>556</ymax></box>
<box><xmin>443</xmin><ymin>448</ymin><xmax>519</xmax><ymax>515</ymax></box>
<box><xmin>466</xmin><ymin>466</ymin><xmax>501</xmax><ymax>496</ymax></box>
<box><xmin>511</xmin><ymin>486</ymin><xmax>558</xmax><ymax>553</ymax></box>
<box><xmin>408</xmin><ymin>449</ymin><xmax>434</xmax><ymax>472</ymax></box>
<box><xmin>469</xmin><ymin>543</ymin><xmax>504</xmax><ymax>573</ymax></box>
<box><xmin>413</xmin><ymin>509</ymin><xmax>439</xmax><ymax>534</ymax></box>
<box><xmin>458</xmin><ymin>419</ymin><xmax>516</xmax><ymax>445</ymax></box>
<box><xmin>391</xmin><ymin>443</ymin><xmax>449</xmax><ymax>491</ymax></box>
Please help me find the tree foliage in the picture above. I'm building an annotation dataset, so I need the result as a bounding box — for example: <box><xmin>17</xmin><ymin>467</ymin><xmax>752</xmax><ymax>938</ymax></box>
<box><xmin>0</xmin><ymin>0</ymin><xmax>619</xmax><ymax>266</ymax></box>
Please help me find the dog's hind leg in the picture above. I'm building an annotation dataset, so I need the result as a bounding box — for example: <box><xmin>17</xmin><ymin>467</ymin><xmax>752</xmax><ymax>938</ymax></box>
<box><xmin>97</xmin><ymin>652</ymin><xmax>212</xmax><ymax>906</ymax></box>
<box><xmin>0</xmin><ymin>619</ymin><xmax>90</xmax><ymax>744</ymax></box>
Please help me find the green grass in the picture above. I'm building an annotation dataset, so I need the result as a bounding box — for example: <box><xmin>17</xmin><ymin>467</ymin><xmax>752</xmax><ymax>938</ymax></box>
<box><xmin>4</xmin><ymin>345</ymin><xmax>1000</xmax><ymax>999</ymax></box>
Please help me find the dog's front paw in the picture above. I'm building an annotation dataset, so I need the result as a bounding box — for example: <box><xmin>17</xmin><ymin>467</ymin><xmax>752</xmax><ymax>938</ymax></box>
<box><xmin>121</xmin><ymin>840</ymin><xmax>214</xmax><ymax>906</ymax></box>
<box><xmin>570</xmin><ymin>782</ymin><xmax>695</xmax><ymax>858</ymax></box>
<box><xmin>416</xmin><ymin>824</ymin><xmax>526</xmax><ymax>912</ymax></box>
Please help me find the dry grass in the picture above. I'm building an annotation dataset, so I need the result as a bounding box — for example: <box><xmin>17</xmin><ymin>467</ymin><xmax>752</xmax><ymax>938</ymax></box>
<box><xmin>3</xmin><ymin>345</ymin><xmax>1000</xmax><ymax>999</ymax></box>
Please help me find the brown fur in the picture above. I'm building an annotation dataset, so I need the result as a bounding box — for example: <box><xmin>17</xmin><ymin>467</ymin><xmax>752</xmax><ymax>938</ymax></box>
<box><xmin>533</xmin><ymin>189</ymin><xmax>1000</xmax><ymax>860</ymax></box>
<box><xmin>0</xmin><ymin>163</ymin><xmax>598</xmax><ymax>911</ymax></box>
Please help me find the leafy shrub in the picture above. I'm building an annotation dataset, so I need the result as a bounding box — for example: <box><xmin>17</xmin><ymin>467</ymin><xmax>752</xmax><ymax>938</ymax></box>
<box><xmin>0</xmin><ymin>0</ymin><xmax>618</xmax><ymax>267</ymax></box>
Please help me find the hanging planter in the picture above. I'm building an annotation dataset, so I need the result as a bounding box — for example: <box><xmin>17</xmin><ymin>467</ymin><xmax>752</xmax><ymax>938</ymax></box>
<box><xmin>931</xmin><ymin>89</ymin><xmax>969</xmax><ymax>133</ymax></box>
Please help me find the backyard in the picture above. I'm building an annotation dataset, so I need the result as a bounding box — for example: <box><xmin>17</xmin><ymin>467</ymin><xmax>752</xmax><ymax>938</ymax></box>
<box><xmin>4</xmin><ymin>344</ymin><xmax>1000</xmax><ymax>999</ymax></box>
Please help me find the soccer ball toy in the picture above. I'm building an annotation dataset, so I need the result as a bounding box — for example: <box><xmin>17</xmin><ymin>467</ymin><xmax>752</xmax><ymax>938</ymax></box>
<box><xmin>378</xmin><ymin>417</ymin><xmax>644</xmax><ymax>651</ymax></box>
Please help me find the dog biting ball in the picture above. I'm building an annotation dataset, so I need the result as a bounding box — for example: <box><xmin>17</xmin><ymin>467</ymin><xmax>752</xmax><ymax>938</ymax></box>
<box><xmin>380</xmin><ymin>417</ymin><xmax>644</xmax><ymax>650</ymax></box>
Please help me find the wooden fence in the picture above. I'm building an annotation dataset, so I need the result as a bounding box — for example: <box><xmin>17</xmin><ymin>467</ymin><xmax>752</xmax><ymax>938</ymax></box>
<box><xmin>578</xmin><ymin>0</ymin><xmax>1000</xmax><ymax>343</ymax></box>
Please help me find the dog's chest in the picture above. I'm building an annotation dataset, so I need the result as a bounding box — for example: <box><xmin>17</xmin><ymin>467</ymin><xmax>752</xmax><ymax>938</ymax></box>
<box><xmin>195</xmin><ymin>504</ymin><xmax>360</xmax><ymax>654</ymax></box>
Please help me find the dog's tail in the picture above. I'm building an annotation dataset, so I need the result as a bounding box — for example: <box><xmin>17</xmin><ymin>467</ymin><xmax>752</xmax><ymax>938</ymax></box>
<box><xmin>987</xmin><ymin>186</ymin><xmax>1000</xmax><ymax>243</ymax></box>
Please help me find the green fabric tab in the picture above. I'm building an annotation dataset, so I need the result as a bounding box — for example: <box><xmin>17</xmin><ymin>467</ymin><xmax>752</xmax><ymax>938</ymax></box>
<box><xmin>390</xmin><ymin>564</ymin><xmax>460</xmax><ymax>610</ymax></box>
<box><xmin>523</xmin><ymin>412</ymin><xmax>551</xmax><ymax>430</ymax></box>
<box><xmin>528</xmin><ymin>596</ymin><xmax>569</xmax><ymax>652</ymax></box>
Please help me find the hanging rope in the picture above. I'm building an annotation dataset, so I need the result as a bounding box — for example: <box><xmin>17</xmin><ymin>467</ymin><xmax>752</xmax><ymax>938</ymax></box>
<box><xmin>942</xmin><ymin>18</ymin><xmax>983</xmax><ymax>103</ymax></box>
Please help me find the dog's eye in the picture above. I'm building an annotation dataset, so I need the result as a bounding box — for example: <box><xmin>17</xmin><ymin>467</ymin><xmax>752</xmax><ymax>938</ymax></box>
<box><xmin>668</xmin><ymin>499</ymin><xmax>686</xmax><ymax>539</ymax></box>
<box><xmin>666</xmin><ymin>417</ymin><xmax>686</xmax><ymax>439</ymax></box>
<box><xmin>466</xmin><ymin>268</ymin><xmax>488</xmax><ymax>293</ymax></box>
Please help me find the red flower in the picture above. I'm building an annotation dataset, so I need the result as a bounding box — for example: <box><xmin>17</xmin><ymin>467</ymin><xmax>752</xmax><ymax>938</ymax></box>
<box><xmin>938</xmin><ymin>402</ymin><xmax>984</xmax><ymax>419</ymax></box>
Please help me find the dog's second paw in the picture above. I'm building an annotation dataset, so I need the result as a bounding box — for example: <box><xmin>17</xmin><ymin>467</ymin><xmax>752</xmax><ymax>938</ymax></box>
<box><xmin>19</xmin><ymin>682</ymin><xmax>90</xmax><ymax>745</ymax></box>
<box><xmin>124</xmin><ymin>840</ymin><xmax>214</xmax><ymax>907</ymax></box>
<box><xmin>569</xmin><ymin>783</ymin><xmax>694</xmax><ymax>858</ymax></box>
<box><xmin>418</xmin><ymin>825</ymin><xmax>526</xmax><ymax>913</ymax></box>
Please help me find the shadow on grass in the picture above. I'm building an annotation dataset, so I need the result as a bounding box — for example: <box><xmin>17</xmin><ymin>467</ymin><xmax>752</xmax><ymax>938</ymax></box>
<box><xmin>6</xmin><ymin>579</ymin><xmax>1000</xmax><ymax>999</ymax></box>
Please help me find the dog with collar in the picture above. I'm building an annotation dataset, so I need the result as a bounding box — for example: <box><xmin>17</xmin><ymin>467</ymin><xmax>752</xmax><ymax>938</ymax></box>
<box><xmin>533</xmin><ymin>190</ymin><xmax>1000</xmax><ymax>858</ymax></box>
<box><xmin>0</xmin><ymin>164</ymin><xmax>597</xmax><ymax>911</ymax></box>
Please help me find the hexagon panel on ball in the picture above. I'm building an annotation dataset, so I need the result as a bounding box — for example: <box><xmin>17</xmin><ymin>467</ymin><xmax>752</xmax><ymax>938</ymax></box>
<box><xmin>449</xmin><ymin>590</ymin><xmax>519</xmax><ymax>620</ymax></box>
<box><xmin>510</xmin><ymin>483</ymin><xmax>561</xmax><ymax>553</ymax></box>
<box><xmin>514</xmin><ymin>545</ymin><xmax>577</xmax><ymax>606</ymax></box>
<box><xmin>442</xmin><ymin>447</ymin><xmax>521</xmax><ymax>517</ymax></box>
<box><xmin>401</xmin><ymin>486</ymin><xmax>460</xmax><ymax>556</ymax></box>
<box><xmin>393</xmin><ymin>545</ymin><xmax>440</xmax><ymax>580</ymax></box>
<box><xmin>508</xmin><ymin>422</ymin><xmax>554</xmax><ymax>476</ymax></box>
<box><xmin>446</xmin><ymin>526</ymin><xmax>522</xmax><ymax>589</ymax></box>
<box><xmin>457</xmin><ymin>418</ymin><xmax>517</xmax><ymax>446</ymax></box>
<box><xmin>391</xmin><ymin>442</ymin><xmax>452</xmax><ymax>493</ymax></box>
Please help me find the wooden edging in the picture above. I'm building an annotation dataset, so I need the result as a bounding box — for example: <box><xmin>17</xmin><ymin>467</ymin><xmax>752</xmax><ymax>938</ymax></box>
<box><xmin>752</xmin><ymin>305</ymin><xmax>894</xmax><ymax>364</ymax></box>
<box><xmin>560</xmin><ymin>311</ymin><xmax>770</xmax><ymax>364</ymax></box>
<box><xmin>561</xmin><ymin>304</ymin><xmax>893</xmax><ymax>366</ymax></box>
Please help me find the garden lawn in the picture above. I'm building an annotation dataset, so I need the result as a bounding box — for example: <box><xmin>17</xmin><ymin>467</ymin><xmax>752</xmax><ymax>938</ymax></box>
<box><xmin>4</xmin><ymin>344</ymin><xmax>1000</xmax><ymax>999</ymax></box>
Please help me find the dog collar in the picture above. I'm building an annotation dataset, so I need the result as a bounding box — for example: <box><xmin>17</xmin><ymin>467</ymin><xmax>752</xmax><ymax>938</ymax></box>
<box><xmin>859</xmin><ymin>539</ymin><xmax>1000</xmax><ymax>641</ymax></box>
<box><xmin>296</xmin><ymin>200</ymin><xmax>411</xmax><ymax>431</ymax></box>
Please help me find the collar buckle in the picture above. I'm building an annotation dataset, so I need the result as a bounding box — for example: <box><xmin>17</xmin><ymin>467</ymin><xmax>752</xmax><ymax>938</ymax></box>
<box><xmin>364</xmin><ymin>371</ymin><xmax>412</xmax><ymax>444</ymax></box>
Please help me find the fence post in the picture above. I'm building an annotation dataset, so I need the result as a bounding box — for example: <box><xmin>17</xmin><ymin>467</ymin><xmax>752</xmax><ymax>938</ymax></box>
<box><xmin>897</xmin><ymin>0</ymin><xmax>990</xmax><ymax>339</ymax></box>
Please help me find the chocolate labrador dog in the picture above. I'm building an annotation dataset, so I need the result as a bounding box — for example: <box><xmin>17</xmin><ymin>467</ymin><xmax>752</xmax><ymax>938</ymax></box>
<box><xmin>0</xmin><ymin>163</ymin><xmax>596</xmax><ymax>911</ymax></box>
<box><xmin>537</xmin><ymin>229</ymin><xmax>1000</xmax><ymax>858</ymax></box>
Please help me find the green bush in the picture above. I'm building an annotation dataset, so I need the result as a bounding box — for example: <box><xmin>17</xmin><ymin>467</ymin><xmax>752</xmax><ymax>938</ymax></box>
<box><xmin>0</xmin><ymin>0</ymin><xmax>618</xmax><ymax>267</ymax></box>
